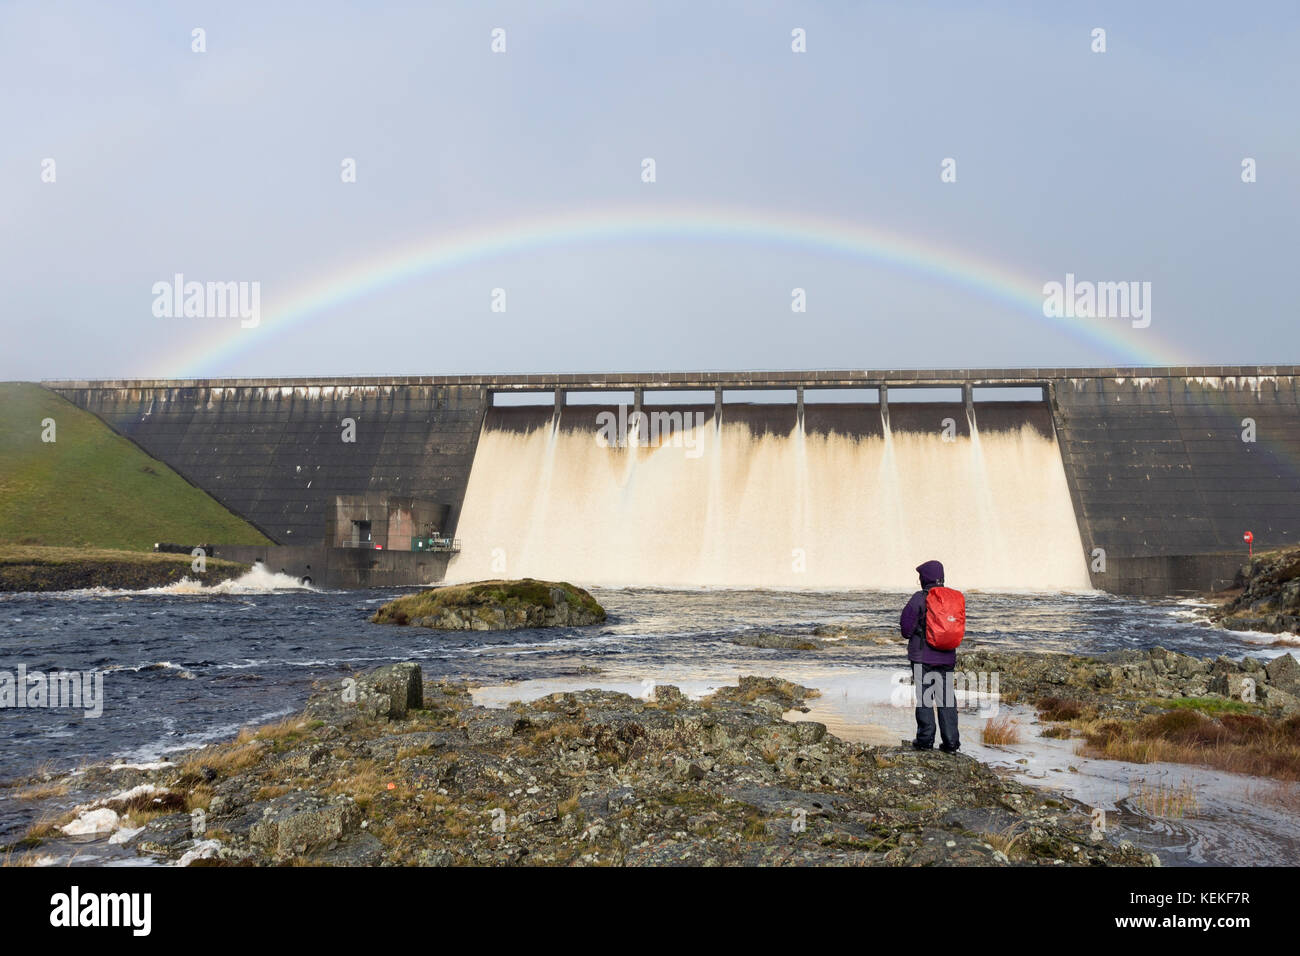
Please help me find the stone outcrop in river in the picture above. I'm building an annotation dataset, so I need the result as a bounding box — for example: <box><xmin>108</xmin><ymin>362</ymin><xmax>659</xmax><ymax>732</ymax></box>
<box><xmin>1210</xmin><ymin>548</ymin><xmax>1300</xmax><ymax>635</ymax></box>
<box><xmin>14</xmin><ymin>663</ymin><xmax>1156</xmax><ymax>867</ymax></box>
<box><xmin>371</xmin><ymin>579</ymin><xmax>605</xmax><ymax>631</ymax></box>
<box><xmin>962</xmin><ymin>646</ymin><xmax>1300</xmax><ymax>717</ymax></box>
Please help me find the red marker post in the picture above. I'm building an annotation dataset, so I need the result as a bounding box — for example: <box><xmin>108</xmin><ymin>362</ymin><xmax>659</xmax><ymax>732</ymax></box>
<box><xmin>1244</xmin><ymin>531</ymin><xmax>1253</xmax><ymax>557</ymax></box>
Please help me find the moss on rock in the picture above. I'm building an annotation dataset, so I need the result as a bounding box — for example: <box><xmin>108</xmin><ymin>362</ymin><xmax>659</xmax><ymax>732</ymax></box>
<box><xmin>371</xmin><ymin>578</ymin><xmax>606</xmax><ymax>630</ymax></box>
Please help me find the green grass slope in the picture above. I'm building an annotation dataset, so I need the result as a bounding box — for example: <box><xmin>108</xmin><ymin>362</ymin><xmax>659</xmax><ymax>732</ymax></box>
<box><xmin>0</xmin><ymin>382</ymin><xmax>270</xmax><ymax>550</ymax></box>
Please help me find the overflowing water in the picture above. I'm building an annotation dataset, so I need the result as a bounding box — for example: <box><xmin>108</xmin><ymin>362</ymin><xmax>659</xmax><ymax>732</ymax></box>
<box><xmin>448</xmin><ymin>418</ymin><xmax>1089</xmax><ymax>590</ymax></box>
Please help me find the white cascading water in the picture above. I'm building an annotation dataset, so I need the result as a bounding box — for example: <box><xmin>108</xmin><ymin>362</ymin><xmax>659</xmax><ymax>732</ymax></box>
<box><xmin>447</xmin><ymin>414</ymin><xmax>1091</xmax><ymax>590</ymax></box>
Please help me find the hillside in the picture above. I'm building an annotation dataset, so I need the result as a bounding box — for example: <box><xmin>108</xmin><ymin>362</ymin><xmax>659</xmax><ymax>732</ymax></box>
<box><xmin>0</xmin><ymin>382</ymin><xmax>270</xmax><ymax>550</ymax></box>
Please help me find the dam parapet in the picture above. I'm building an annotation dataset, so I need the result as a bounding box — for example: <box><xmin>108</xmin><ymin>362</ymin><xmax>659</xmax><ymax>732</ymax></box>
<box><xmin>46</xmin><ymin>367</ymin><xmax>1300</xmax><ymax>595</ymax></box>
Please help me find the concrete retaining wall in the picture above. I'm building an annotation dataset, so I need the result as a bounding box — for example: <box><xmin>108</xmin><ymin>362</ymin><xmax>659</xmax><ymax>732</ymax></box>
<box><xmin>212</xmin><ymin>544</ymin><xmax>453</xmax><ymax>589</ymax></box>
<box><xmin>1051</xmin><ymin>374</ymin><xmax>1300</xmax><ymax>594</ymax></box>
<box><xmin>51</xmin><ymin>382</ymin><xmax>488</xmax><ymax>547</ymax></box>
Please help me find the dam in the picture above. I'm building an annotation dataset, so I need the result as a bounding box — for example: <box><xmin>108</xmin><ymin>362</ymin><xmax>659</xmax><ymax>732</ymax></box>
<box><xmin>45</xmin><ymin>367</ymin><xmax>1300</xmax><ymax>595</ymax></box>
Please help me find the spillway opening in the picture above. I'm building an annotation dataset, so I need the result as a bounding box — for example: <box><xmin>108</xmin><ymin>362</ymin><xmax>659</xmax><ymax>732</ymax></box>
<box><xmin>449</xmin><ymin>386</ymin><xmax>1090</xmax><ymax>591</ymax></box>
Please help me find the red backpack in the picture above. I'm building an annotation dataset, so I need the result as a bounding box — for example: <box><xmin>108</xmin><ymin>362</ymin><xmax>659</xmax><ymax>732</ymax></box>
<box><xmin>923</xmin><ymin>587</ymin><xmax>966</xmax><ymax>651</ymax></box>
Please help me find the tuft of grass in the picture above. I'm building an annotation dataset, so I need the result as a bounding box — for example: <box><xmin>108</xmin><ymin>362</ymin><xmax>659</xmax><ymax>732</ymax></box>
<box><xmin>1129</xmin><ymin>781</ymin><xmax>1198</xmax><ymax>818</ymax></box>
<box><xmin>557</xmin><ymin>792</ymin><xmax>581</xmax><ymax>817</ymax></box>
<box><xmin>324</xmin><ymin>760</ymin><xmax>385</xmax><ymax>810</ymax></box>
<box><xmin>982</xmin><ymin>714</ymin><xmax>1021</xmax><ymax>746</ymax></box>
<box><xmin>981</xmin><ymin>824</ymin><xmax>1028</xmax><ymax>861</ymax></box>
<box><xmin>179</xmin><ymin>737</ymin><xmax>265</xmax><ymax>781</ymax></box>
<box><xmin>12</xmin><ymin>780</ymin><xmax>69</xmax><ymax>801</ymax></box>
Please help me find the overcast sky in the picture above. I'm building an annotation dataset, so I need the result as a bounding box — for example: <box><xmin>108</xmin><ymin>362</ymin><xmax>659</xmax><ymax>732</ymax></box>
<box><xmin>2</xmin><ymin>1</ymin><xmax>1296</xmax><ymax>381</ymax></box>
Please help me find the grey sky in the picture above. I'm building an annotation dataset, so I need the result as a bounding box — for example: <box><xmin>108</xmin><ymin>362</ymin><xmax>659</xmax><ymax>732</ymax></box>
<box><xmin>2</xmin><ymin>1</ymin><xmax>1296</xmax><ymax>381</ymax></box>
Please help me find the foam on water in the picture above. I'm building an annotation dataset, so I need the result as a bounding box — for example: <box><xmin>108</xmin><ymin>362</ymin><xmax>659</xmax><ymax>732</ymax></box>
<box><xmin>140</xmin><ymin>564</ymin><xmax>313</xmax><ymax>595</ymax></box>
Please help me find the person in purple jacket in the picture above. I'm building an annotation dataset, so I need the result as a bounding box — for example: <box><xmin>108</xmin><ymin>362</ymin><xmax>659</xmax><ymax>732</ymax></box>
<box><xmin>900</xmin><ymin>559</ymin><xmax>960</xmax><ymax>753</ymax></box>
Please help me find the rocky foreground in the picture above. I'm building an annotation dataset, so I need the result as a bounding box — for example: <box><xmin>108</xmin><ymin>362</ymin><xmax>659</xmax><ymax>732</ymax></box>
<box><xmin>15</xmin><ymin>664</ymin><xmax>1154</xmax><ymax>867</ymax></box>
<box><xmin>372</xmin><ymin>579</ymin><xmax>606</xmax><ymax>631</ymax></box>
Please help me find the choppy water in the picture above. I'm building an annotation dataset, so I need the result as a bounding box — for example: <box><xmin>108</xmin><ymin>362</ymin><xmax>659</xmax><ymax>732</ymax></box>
<box><xmin>2</xmin><ymin>576</ymin><xmax>1296</xmax><ymax>862</ymax></box>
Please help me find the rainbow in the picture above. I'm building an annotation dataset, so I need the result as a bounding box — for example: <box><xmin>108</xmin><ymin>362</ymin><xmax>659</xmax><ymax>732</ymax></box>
<box><xmin>169</xmin><ymin>203</ymin><xmax>1194</xmax><ymax>376</ymax></box>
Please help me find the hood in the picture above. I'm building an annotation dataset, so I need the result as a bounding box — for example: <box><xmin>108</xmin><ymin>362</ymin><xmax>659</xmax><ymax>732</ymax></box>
<box><xmin>916</xmin><ymin>560</ymin><xmax>944</xmax><ymax>588</ymax></box>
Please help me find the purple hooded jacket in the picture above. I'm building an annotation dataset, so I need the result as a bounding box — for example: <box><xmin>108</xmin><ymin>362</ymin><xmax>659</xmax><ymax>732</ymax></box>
<box><xmin>900</xmin><ymin>560</ymin><xmax>957</xmax><ymax>666</ymax></box>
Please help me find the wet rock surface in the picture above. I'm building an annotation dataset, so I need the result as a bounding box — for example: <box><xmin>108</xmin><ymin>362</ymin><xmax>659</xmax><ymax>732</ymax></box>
<box><xmin>10</xmin><ymin>663</ymin><xmax>1157</xmax><ymax>867</ymax></box>
<box><xmin>1210</xmin><ymin>549</ymin><xmax>1300</xmax><ymax>635</ymax></box>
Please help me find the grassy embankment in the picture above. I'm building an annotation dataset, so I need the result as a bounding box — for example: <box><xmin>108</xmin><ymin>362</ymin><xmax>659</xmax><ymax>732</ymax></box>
<box><xmin>0</xmin><ymin>382</ymin><xmax>269</xmax><ymax>589</ymax></box>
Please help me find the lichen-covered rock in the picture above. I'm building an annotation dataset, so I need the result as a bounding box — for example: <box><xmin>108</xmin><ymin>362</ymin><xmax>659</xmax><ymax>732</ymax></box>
<box><xmin>249</xmin><ymin>792</ymin><xmax>361</xmax><ymax>860</ymax></box>
<box><xmin>359</xmin><ymin>662</ymin><xmax>424</xmax><ymax>719</ymax></box>
<box><xmin>1265</xmin><ymin>653</ymin><xmax>1300</xmax><ymax>696</ymax></box>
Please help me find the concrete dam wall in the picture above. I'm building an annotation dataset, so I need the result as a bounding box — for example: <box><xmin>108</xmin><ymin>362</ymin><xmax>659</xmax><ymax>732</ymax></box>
<box><xmin>47</xmin><ymin>367</ymin><xmax>1300</xmax><ymax>594</ymax></box>
<box><xmin>46</xmin><ymin>381</ymin><xmax>489</xmax><ymax>545</ymax></box>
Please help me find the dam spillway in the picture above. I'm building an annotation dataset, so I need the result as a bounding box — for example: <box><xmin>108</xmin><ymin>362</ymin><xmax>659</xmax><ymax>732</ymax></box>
<box><xmin>45</xmin><ymin>367</ymin><xmax>1300</xmax><ymax>594</ymax></box>
<box><xmin>449</xmin><ymin>400</ymin><xmax>1089</xmax><ymax>590</ymax></box>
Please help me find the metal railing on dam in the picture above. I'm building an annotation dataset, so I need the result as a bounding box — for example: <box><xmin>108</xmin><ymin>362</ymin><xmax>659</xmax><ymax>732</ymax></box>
<box><xmin>42</xmin><ymin>364</ymin><xmax>1300</xmax><ymax>390</ymax></box>
<box><xmin>45</xmin><ymin>367</ymin><xmax>1300</xmax><ymax>595</ymax></box>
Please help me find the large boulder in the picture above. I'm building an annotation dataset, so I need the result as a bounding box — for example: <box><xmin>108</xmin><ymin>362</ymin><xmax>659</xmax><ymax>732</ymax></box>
<box><xmin>359</xmin><ymin>662</ymin><xmax>423</xmax><ymax>719</ymax></box>
<box><xmin>304</xmin><ymin>662</ymin><xmax>424</xmax><ymax>726</ymax></box>
<box><xmin>250</xmin><ymin>792</ymin><xmax>362</xmax><ymax>860</ymax></box>
<box><xmin>1265</xmin><ymin>653</ymin><xmax>1300</xmax><ymax>697</ymax></box>
<box><xmin>371</xmin><ymin>579</ymin><xmax>606</xmax><ymax>631</ymax></box>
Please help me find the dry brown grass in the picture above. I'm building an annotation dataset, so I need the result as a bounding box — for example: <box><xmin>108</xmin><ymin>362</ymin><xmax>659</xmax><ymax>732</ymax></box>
<box><xmin>179</xmin><ymin>739</ymin><xmax>264</xmax><ymax>780</ymax></box>
<box><xmin>1036</xmin><ymin>696</ymin><xmax>1087</xmax><ymax>722</ymax></box>
<box><xmin>1</xmin><ymin>847</ymin><xmax>58</xmax><ymax>867</ymax></box>
<box><xmin>18</xmin><ymin>808</ymin><xmax>78</xmax><ymax>845</ymax></box>
<box><xmin>323</xmin><ymin>760</ymin><xmax>386</xmax><ymax>809</ymax></box>
<box><xmin>1080</xmin><ymin>710</ymin><xmax>1300</xmax><ymax>781</ymax></box>
<box><xmin>981</xmin><ymin>824</ymin><xmax>1029</xmax><ymax>861</ymax></box>
<box><xmin>982</xmin><ymin>714</ymin><xmax>1021</xmax><ymax>746</ymax></box>
<box><xmin>177</xmin><ymin>717</ymin><xmax>308</xmax><ymax>781</ymax></box>
<box><xmin>12</xmin><ymin>780</ymin><xmax>69</xmax><ymax>801</ymax></box>
<box><xmin>241</xmin><ymin>717</ymin><xmax>310</xmax><ymax>745</ymax></box>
